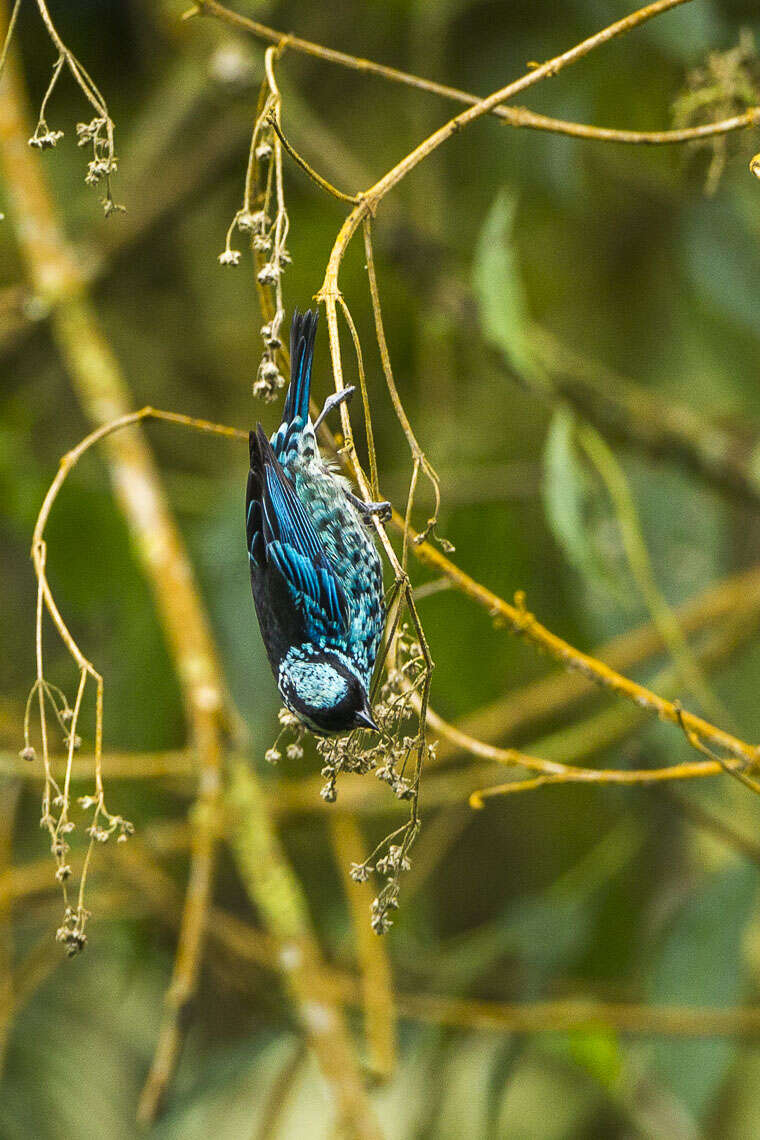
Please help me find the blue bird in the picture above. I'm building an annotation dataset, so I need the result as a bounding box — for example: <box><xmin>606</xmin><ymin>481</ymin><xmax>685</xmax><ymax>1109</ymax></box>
<box><xmin>246</xmin><ymin>308</ymin><xmax>390</xmax><ymax>735</ymax></box>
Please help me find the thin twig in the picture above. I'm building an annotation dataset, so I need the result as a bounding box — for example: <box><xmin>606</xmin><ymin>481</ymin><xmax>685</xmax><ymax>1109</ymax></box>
<box><xmin>267</xmin><ymin>111</ymin><xmax>360</xmax><ymax>203</ymax></box>
<box><xmin>395</xmin><ymin>992</ymin><xmax>760</xmax><ymax>1037</ymax></box>
<box><xmin>0</xmin><ymin>0</ymin><xmax>19</xmax><ymax>84</ymax></box>
<box><xmin>364</xmin><ymin>218</ymin><xmax>444</xmax><ymax>550</ymax></box>
<box><xmin>336</xmin><ymin>296</ymin><xmax>380</xmax><ymax>499</ymax></box>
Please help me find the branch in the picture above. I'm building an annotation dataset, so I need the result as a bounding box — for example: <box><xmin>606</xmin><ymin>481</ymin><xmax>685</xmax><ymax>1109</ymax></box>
<box><xmin>435</xmin><ymin>561</ymin><xmax>760</xmax><ymax>763</ymax></box>
<box><xmin>194</xmin><ymin>0</ymin><xmax>758</xmax><ymax>147</ymax></box>
<box><xmin>226</xmin><ymin>758</ymin><xmax>384</xmax><ymax>1138</ymax></box>
<box><xmin>318</xmin><ymin>0</ymin><xmax>699</xmax><ymax>313</ymax></box>
<box><xmin>0</xmin><ymin>747</ymin><xmax>196</xmax><ymax>781</ymax></box>
<box><xmin>402</xmin><ymin>508</ymin><xmax>759</xmax><ymax>767</ymax></box>
<box><xmin>425</xmin><ymin>614</ymin><xmax>760</xmax><ymax>806</ymax></box>
<box><xmin>396</xmin><ymin>993</ymin><xmax>760</xmax><ymax>1038</ymax></box>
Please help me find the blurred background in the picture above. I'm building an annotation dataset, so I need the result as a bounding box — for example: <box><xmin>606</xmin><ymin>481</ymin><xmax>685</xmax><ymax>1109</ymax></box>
<box><xmin>3</xmin><ymin>0</ymin><xmax>760</xmax><ymax>1136</ymax></box>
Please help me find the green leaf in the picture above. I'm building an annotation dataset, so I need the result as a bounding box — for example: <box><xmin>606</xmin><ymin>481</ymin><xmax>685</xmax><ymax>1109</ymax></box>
<box><xmin>542</xmin><ymin>407</ymin><xmax>631</xmax><ymax>604</ymax></box>
<box><xmin>472</xmin><ymin>188</ymin><xmax>542</xmax><ymax>384</ymax></box>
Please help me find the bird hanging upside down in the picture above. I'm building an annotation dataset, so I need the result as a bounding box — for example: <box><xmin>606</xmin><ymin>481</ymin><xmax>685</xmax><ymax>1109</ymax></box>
<box><xmin>246</xmin><ymin>308</ymin><xmax>390</xmax><ymax>735</ymax></box>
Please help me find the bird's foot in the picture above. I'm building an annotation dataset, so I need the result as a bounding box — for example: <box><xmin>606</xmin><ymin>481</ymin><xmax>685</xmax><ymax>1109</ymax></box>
<box><xmin>314</xmin><ymin>386</ymin><xmax>356</xmax><ymax>431</ymax></box>
<box><xmin>347</xmin><ymin>491</ymin><xmax>392</xmax><ymax>523</ymax></box>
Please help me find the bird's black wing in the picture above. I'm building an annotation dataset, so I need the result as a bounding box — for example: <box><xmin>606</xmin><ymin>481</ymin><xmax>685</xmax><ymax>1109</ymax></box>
<box><xmin>247</xmin><ymin>425</ymin><xmax>349</xmax><ymax>637</ymax></box>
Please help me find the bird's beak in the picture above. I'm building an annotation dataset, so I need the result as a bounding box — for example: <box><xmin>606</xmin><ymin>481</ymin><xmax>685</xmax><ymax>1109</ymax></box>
<box><xmin>354</xmin><ymin>700</ymin><xmax>379</xmax><ymax>733</ymax></box>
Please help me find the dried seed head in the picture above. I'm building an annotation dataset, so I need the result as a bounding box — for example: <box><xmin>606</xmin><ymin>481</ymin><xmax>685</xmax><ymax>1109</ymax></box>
<box><xmin>254</xmin><ymin>357</ymin><xmax>285</xmax><ymax>402</ymax></box>
<box><xmin>85</xmin><ymin>156</ymin><xmax>118</xmax><ymax>185</ymax></box>
<box><xmin>259</xmin><ymin>359</ymin><xmax>280</xmax><ymax>382</ymax></box>
<box><xmin>29</xmin><ymin>126</ymin><xmax>64</xmax><ymax>150</ymax></box>
<box><xmin>370</xmin><ymin>898</ymin><xmax>394</xmax><ymax>935</ymax></box>
<box><xmin>235</xmin><ymin>210</ymin><xmax>258</xmax><ymax>233</ymax></box>
<box><xmin>320</xmin><ymin>780</ymin><xmax>337</xmax><ymax>803</ymax></box>
<box><xmin>76</xmin><ymin>117</ymin><xmax>105</xmax><ymax>146</ymax></box>
<box><xmin>257</xmin><ymin>262</ymin><xmax>280</xmax><ymax>286</ymax></box>
<box><xmin>102</xmin><ymin>196</ymin><xmax>126</xmax><ymax>218</ymax></box>
<box><xmin>249</xmin><ymin>210</ymin><xmax>270</xmax><ymax>234</ymax></box>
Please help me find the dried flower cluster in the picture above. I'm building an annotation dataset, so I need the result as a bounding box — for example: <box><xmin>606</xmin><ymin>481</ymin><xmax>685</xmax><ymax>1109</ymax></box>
<box><xmin>76</xmin><ymin>115</ymin><xmax>122</xmax><ymax>215</ymax></box>
<box><xmin>19</xmin><ymin>7</ymin><xmax>123</xmax><ymax>218</ymax></box>
<box><xmin>21</xmin><ymin>676</ymin><xmax>133</xmax><ymax>955</ymax></box>
<box><xmin>263</xmin><ymin>705</ymin><xmax>306</xmax><ymax>765</ymax></box>
<box><xmin>56</xmin><ymin>905</ymin><xmax>89</xmax><ymax>958</ymax></box>
<box><xmin>217</xmin><ymin>48</ymin><xmax>291</xmax><ymax>401</ymax></box>
<box><xmin>28</xmin><ymin>122</ymin><xmax>63</xmax><ymax>150</ymax></box>
<box><xmin>309</xmin><ymin>624</ymin><xmax>434</xmax><ymax>933</ymax></box>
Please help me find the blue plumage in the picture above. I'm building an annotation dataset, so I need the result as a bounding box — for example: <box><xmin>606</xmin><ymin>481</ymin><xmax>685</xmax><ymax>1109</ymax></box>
<box><xmin>246</xmin><ymin>309</ymin><xmax>386</xmax><ymax>734</ymax></box>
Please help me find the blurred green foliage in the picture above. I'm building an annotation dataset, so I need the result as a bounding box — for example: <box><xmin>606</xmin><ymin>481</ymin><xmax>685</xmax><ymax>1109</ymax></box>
<box><xmin>4</xmin><ymin>0</ymin><xmax>760</xmax><ymax>1136</ymax></box>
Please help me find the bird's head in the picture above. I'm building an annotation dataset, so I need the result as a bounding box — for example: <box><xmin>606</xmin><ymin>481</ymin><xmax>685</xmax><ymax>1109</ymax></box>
<box><xmin>279</xmin><ymin>651</ymin><xmax>378</xmax><ymax>736</ymax></box>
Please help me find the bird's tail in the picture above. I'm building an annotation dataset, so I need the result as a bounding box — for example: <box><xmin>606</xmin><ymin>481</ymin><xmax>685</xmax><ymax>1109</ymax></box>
<box><xmin>282</xmin><ymin>308</ymin><xmax>318</xmax><ymax>426</ymax></box>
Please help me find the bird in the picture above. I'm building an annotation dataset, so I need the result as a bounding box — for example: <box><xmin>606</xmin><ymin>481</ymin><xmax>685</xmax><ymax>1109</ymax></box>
<box><xmin>246</xmin><ymin>308</ymin><xmax>390</xmax><ymax>735</ymax></box>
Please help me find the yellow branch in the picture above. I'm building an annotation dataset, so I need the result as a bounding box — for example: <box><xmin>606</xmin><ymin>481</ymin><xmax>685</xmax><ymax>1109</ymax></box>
<box><xmin>404</xmin><ymin>512</ymin><xmax>759</xmax><ymax>767</ymax></box>
<box><xmin>196</xmin><ymin>0</ymin><xmax>758</xmax><ymax>148</ymax></box>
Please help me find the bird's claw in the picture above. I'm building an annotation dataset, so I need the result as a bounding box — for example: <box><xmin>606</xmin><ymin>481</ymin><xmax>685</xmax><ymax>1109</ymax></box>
<box><xmin>314</xmin><ymin>386</ymin><xmax>356</xmax><ymax>431</ymax></box>
<box><xmin>348</xmin><ymin>492</ymin><xmax>391</xmax><ymax>523</ymax></box>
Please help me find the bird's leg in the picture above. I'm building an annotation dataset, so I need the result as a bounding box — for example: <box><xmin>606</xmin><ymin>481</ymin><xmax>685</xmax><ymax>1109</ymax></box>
<box><xmin>347</xmin><ymin>491</ymin><xmax>392</xmax><ymax>523</ymax></box>
<box><xmin>313</xmin><ymin>386</ymin><xmax>356</xmax><ymax>431</ymax></box>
